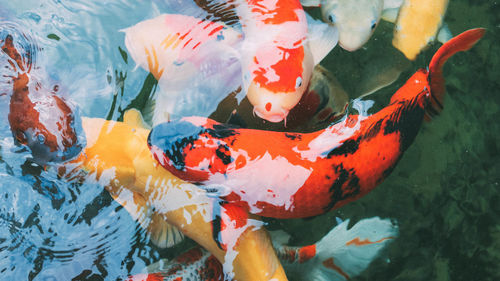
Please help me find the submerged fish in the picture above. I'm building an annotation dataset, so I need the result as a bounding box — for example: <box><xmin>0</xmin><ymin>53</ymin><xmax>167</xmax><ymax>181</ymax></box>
<box><xmin>393</xmin><ymin>0</ymin><xmax>451</xmax><ymax>60</ymax></box>
<box><xmin>235</xmin><ymin>0</ymin><xmax>337</xmax><ymax>123</ymax></box>
<box><xmin>64</xmin><ymin>115</ymin><xmax>288</xmax><ymax>280</ymax></box>
<box><xmin>147</xmin><ymin>29</ymin><xmax>484</xmax><ymax>245</ymax></box>
<box><xmin>124</xmin><ymin>13</ymin><xmax>243</xmax><ymax>124</ymax></box>
<box><xmin>1</xmin><ymin>32</ymin><xmax>84</xmax><ymax>165</ymax></box>
<box><xmin>124</xmin><ymin>3</ymin><xmax>337</xmax><ymax>124</ymax></box>
<box><xmin>128</xmin><ymin>217</ymin><xmax>398</xmax><ymax>281</ymax></box>
<box><xmin>301</xmin><ymin>0</ymin><xmax>403</xmax><ymax>51</ymax></box>
<box><xmin>208</xmin><ymin>64</ymin><xmax>349</xmax><ymax>133</ymax></box>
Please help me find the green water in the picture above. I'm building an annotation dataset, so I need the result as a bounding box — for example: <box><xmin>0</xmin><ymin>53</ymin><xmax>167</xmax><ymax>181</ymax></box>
<box><xmin>273</xmin><ymin>1</ymin><xmax>500</xmax><ymax>280</ymax></box>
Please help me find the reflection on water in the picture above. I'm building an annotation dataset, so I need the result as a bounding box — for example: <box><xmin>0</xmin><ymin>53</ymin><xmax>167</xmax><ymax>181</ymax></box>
<box><xmin>0</xmin><ymin>0</ymin><xmax>498</xmax><ymax>280</ymax></box>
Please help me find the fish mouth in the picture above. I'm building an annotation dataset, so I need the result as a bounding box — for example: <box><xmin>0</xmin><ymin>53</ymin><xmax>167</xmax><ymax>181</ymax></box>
<box><xmin>253</xmin><ymin>107</ymin><xmax>288</xmax><ymax>123</ymax></box>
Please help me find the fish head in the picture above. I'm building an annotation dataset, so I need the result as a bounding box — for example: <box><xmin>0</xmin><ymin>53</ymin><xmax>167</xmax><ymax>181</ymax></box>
<box><xmin>322</xmin><ymin>0</ymin><xmax>383</xmax><ymax>51</ymax></box>
<box><xmin>148</xmin><ymin>117</ymin><xmax>235</xmax><ymax>182</ymax></box>
<box><xmin>9</xmin><ymin>85</ymin><xmax>85</xmax><ymax>165</ymax></box>
<box><xmin>246</xmin><ymin>45</ymin><xmax>314</xmax><ymax>123</ymax></box>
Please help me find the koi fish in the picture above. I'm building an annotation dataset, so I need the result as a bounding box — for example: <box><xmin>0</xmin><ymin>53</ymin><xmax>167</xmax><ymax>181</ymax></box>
<box><xmin>63</xmin><ymin>115</ymin><xmax>288</xmax><ymax>281</ymax></box>
<box><xmin>147</xmin><ymin>29</ymin><xmax>484</xmax><ymax>245</ymax></box>
<box><xmin>1</xmin><ymin>32</ymin><xmax>84</xmax><ymax>165</ymax></box>
<box><xmin>123</xmin><ymin>13</ymin><xmax>243</xmax><ymax>124</ymax></box>
<box><xmin>301</xmin><ymin>0</ymin><xmax>403</xmax><ymax>51</ymax></box>
<box><xmin>393</xmin><ymin>0</ymin><xmax>451</xmax><ymax>60</ymax></box>
<box><xmin>124</xmin><ymin>4</ymin><xmax>337</xmax><ymax>124</ymax></box>
<box><xmin>234</xmin><ymin>0</ymin><xmax>337</xmax><ymax>123</ymax></box>
<box><xmin>128</xmin><ymin>217</ymin><xmax>398</xmax><ymax>281</ymax></box>
<box><xmin>208</xmin><ymin>64</ymin><xmax>349</xmax><ymax>133</ymax></box>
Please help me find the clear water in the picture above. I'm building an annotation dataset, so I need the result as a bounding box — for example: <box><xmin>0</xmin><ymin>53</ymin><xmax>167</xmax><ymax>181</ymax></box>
<box><xmin>0</xmin><ymin>0</ymin><xmax>498</xmax><ymax>280</ymax></box>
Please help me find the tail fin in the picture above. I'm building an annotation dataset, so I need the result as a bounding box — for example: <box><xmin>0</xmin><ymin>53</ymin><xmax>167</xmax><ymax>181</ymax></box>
<box><xmin>427</xmin><ymin>28</ymin><xmax>485</xmax><ymax>115</ymax></box>
<box><xmin>277</xmin><ymin>217</ymin><xmax>398</xmax><ymax>281</ymax></box>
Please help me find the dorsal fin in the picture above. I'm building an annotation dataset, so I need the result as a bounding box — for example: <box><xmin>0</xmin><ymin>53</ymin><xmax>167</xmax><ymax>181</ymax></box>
<box><xmin>194</xmin><ymin>0</ymin><xmax>240</xmax><ymax>26</ymax></box>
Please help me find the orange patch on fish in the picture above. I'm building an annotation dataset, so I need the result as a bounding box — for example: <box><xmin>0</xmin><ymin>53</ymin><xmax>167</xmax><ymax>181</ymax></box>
<box><xmin>298</xmin><ymin>244</ymin><xmax>316</xmax><ymax>263</ymax></box>
<box><xmin>252</xmin><ymin>46</ymin><xmax>304</xmax><ymax>93</ymax></box>
<box><xmin>248</xmin><ymin>0</ymin><xmax>303</xmax><ymax>24</ymax></box>
<box><xmin>346</xmin><ymin>236</ymin><xmax>395</xmax><ymax>246</ymax></box>
<box><xmin>322</xmin><ymin>257</ymin><xmax>350</xmax><ymax>280</ymax></box>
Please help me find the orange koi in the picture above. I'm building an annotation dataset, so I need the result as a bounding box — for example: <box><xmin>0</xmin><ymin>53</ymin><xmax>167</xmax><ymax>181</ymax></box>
<box><xmin>1</xmin><ymin>33</ymin><xmax>84</xmax><ymax>165</ymax></box>
<box><xmin>147</xmin><ymin>28</ymin><xmax>484</xmax><ymax>244</ymax></box>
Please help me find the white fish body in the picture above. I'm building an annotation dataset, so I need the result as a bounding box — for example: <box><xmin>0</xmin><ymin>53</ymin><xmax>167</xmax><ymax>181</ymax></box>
<box><xmin>123</xmin><ymin>14</ymin><xmax>244</xmax><ymax>123</ymax></box>
<box><xmin>301</xmin><ymin>0</ymin><xmax>403</xmax><ymax>51</ymax></box>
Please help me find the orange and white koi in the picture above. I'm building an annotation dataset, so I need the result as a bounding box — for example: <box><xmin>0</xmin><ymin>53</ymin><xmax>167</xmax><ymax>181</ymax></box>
<box><xmin>234</xmin><ymin>0</ymin><xmax>337</xmax><ymax>123</ymax></box>
<box><xmin>128</xmin><ymin>217</ymin><xmax>398</xmax><ymax>281</ymax></box>
<box><xmin>124</xmin><ymin>4</ymin><xmax>337</xmax><ymax>124</ymax></box>
<box><xmin>147</xmin><ymin>29</ymin><xmax>484</xmax><ymax>244</ymax></box>
<box><xmin>1</xmin><ymin>31</ymin><xmax>84</xmax><ymax>165</ymax></box>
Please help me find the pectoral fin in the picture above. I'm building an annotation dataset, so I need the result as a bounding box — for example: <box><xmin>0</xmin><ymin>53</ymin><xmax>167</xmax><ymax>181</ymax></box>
<box><xmin>147</xmin><ymin>212</ymin><xmax>185</xmax><ymax>248</ymax></box>
<box><xmin>110</xmin><ymin>189</ymin><xmax>184</xmax><ymax>248</ymax></box>
<box><xmin>436</xmin><ymin>23</ymin><xmax>453</xmax><ymax>44</ymax></box>
<box><xmin>306</xmin><ymin>13</ymin><xmax>339</xmax><ymax>65</ymax></box>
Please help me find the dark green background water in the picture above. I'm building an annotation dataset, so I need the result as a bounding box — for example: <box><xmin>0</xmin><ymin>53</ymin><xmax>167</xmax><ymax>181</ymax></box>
<box><xmin>0</xmin><ymin>0</ymin><xmax>498</xmax><ymax>280</ymax></box>
<box><xmin>274</xmin><ymin>1</ymin><xmax>500</xmax><ymax>280</ymax></box>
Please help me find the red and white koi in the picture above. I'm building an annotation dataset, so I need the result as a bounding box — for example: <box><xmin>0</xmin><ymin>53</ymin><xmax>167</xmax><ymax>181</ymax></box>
<box><xmin>124</xmin><ymin>2</ymin><xmax>337</xmax><ymax>124</ymax></box>
<box><xmin>148</xmin><ymin>29</ymin><xmax>484</xmax><ymax>226</ymax></box>
<box><xmin>234</xmin><ymin>0</ymin><xmax>337</xmax><ymax>123</ymax></box>
<box><xmin>1</xmin><ymin>32</ymin><xmax>84</xmax><ymax>165</ymax></box>
<box><xmin>128</xmin><ymin>217</ymin><xmax>398</xmax><ymax>281</ymax></box>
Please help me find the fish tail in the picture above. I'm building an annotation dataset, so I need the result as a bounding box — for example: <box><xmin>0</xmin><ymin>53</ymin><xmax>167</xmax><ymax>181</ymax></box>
<box><xmin>427</xmin><ymin>28</ymin><xmax>485</xmax><ymax>116</ymax></box>
<box><xmin>277</xmin><ymin>217</ymin><xmax>398</xmax><ymax>281</ymax></box>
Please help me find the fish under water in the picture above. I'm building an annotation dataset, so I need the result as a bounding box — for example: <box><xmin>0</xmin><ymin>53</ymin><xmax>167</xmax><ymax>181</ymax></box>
<box><xmin>208</xmin><ymin>64</ymin><xmax>350</xmax><ymax>133</ymax></box>
<box><xmin>123</xmin><ymin>1</ymin><xmax>338</xmax><ymax>124</ymax></box>
<box><xmin>62</xmin><ymin>113</ymin><xmax>398</xmax><ymax>280</ymax></box>
<box><xmin>1</xmin><ymin>31</ymin><xmax>85</xmax><ymax>165</ymax></box>
<box><xmin>127</xmin><ymin>217</ymin><xmax>398</xmax><ymax>281</ymax></box>
<box><xmin>234</xmin><ymin>0</ymin><xmax>337</xmax><ymax>123</ymax></box>
<box><xmin>301</xmin><ymin>0</ymin><xmax>404</xmax><ymax>51</ymax></box>
<box><xmin>392</xmin><ymin>0</ymin><xmax>451</xmax><ymax>60</ymax></box>
<box><xmin>147</xmin><ymin>28</ymin><xmax>484</xmax><ymax>246</ymax></box>
<box><xmin>63</xmin><ymin>115</ymin><xmax>287</xmax><ymax>281</ymax></box>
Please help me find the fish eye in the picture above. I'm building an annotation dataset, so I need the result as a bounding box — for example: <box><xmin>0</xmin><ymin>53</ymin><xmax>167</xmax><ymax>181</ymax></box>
<box><xmin>328</xmin><ymin>14</ymin><xmax>336</xmax><ymax>24</ymax></box>
<box><xmin>371</xmin><ymin>20</ymin><xmax>377</xmax><ymax>30</ymax></box>
<box><xmin>37</xmin><ymin>134</ymin><xmax>46</xmax><ymax>144</ymax></box>
<box><xmin>15</xmin><ymin>131</ymin><xmax>27</xmax><ymax>144</ymax></box>
<box><xmin>295</xmin><ymin>76</ymin><xmax>303</xmax><ymax>88</ymax></box>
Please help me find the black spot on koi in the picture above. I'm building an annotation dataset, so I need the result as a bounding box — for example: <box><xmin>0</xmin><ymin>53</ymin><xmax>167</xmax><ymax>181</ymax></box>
<box><xmin>384</xmin><ymin>98</ymin><xmax>425</xmax><ymax>153</ymax></box>
<box><xmin>215</xmin><ymin>144</ymin><xmax>233</xmax><ymax>165</ymax></box>
<box><xmin>324</xmin><ymin>164</ymin><xmax>361</xmax><ymax>212</ymax></box>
